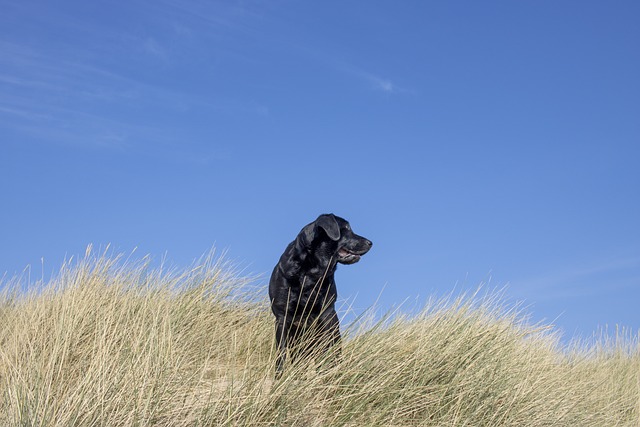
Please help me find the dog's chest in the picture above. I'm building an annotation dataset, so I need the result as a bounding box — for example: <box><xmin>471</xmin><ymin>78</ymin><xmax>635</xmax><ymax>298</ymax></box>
<box><xmin>290</xmin><ymin>273</ymin><xmax>337</xmax><ymax>310</ymax></box>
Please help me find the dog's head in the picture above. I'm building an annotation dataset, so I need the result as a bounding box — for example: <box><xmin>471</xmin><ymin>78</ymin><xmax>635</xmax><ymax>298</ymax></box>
<box><xmin>300</xmin><ymin>213</ymin><xmax>372</xmax><ymax>265</ymax></box>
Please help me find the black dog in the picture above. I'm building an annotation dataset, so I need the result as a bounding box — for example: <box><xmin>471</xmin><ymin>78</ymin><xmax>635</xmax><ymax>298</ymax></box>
<box><xmin>269</xmin><ymin>213</ymin><xmax>372</xmax><ymax>376</ymax></box>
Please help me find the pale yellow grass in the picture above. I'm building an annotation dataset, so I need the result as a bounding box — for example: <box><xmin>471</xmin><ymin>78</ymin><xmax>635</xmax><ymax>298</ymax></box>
<box><xmin>0</xmin><ymin>249</ymin><xmax>638</xmax><ymax>426</ymax></box>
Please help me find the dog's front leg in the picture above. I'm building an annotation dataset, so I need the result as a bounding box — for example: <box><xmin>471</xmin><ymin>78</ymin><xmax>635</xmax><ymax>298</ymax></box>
<box><xmin>327</xmin><ymin>312</ymin><xmax>342</xmax><ymax>364</ymax></box>
<box><xmin>274</xmin><ymin>318</ymin><xmax>288</xmax><ymax>378</ymax></box>
<box><xmin>317</xmin><ymin>309</ymin><xmax>342</xmax><ymax>369</ymax></box>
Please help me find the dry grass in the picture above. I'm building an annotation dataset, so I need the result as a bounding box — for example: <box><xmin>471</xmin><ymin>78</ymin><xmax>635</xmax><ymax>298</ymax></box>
<box><xmin>1</xmin><ymin>248</ymin><xmax>638</xmax><ymax>426</ymax></box>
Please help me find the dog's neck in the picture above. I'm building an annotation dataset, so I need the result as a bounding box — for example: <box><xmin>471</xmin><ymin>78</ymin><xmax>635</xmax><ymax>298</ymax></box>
<box><xmin>280</xmin><ymin>239</ymin><xmax>337</xmax><ymax>285</ymax></box>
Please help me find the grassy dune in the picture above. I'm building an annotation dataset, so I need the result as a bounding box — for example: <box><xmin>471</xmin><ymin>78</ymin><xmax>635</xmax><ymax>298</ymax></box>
<box><xmin>1</xmin><ymin>249</ymin><xmax>638</xmax><ymax>426</ymax></box>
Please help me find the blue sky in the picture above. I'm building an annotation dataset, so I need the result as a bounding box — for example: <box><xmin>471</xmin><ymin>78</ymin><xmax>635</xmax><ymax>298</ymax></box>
<box><xmin>1</xmin><ymin>1</ymin><xmax>639</xmax><ymax>343</ymax></box>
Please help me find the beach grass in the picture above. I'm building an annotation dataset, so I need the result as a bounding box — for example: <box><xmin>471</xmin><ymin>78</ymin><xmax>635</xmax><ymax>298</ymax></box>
<box><xmin>1</xmin><ymin>248</ymin><xmax>638</xmax><ymax>426</ymax></box>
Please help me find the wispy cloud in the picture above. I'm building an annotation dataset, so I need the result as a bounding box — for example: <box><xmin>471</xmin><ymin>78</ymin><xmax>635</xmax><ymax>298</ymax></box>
<box><xmin>0</xmin><ymin>0</ymin><xmax>276</xmax><ymax>149</ymax></box>
<box><xmin>0</xmin><ymin>19</ymin><xmax>267</xmax><ymax>156</ymax></box>
<box><xmin>307</xmin><ymin>52</ymin><xmax>409</xmax><ymax>95</ymax></box>
<box><xmin>361</xmin><ymin>72</ymin><xmax>402</xmax><ymax>94</ymax></box>
<box><xmin>142</xmin><ymin>37</ymin><xmax>169</xmax><ymax>61</ymax></box>
<box><xmin>512</xmin><ymin>256</ymin><xmax>640</xmax><ymax>302</ymax></box>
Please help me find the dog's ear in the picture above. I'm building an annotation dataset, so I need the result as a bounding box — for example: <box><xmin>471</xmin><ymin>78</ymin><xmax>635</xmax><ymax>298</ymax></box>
<box><xmin>315</xmin><ymin>214</ymin><xmax>341</xmax><ymax>241</ymax></box>
<box><xmin>300</xmin><ymin>223</ymin><xmax>316</xmax><ymax>247</ymax></box>
<box><xmin>299</xmin><ymin>214</ymin><xmax>341</xmax><ymax>246</ymax></box>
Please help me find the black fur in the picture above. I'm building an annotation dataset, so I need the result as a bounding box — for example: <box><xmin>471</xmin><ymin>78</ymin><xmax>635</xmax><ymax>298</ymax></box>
<box><xmin>269</xmin><ymin>214</ymin><xmax>372</xmax><ymax>376</ymax></box>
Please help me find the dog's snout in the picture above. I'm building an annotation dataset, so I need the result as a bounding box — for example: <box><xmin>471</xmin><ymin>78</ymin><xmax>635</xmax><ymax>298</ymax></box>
<box><xmin>364</xmin><ymin>239</ymin><xmax>373</xmax><ymax>248</ymax></box>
